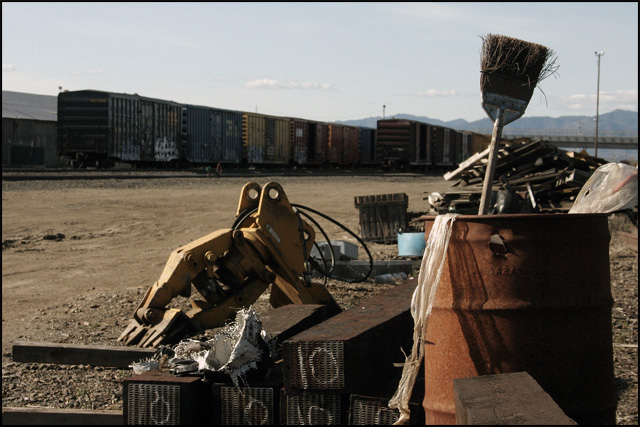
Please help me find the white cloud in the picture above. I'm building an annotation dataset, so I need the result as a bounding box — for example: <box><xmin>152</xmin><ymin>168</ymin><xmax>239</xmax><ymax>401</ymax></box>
<box><xmin>3</xmin><ymin>64</ymin><xmax>17</xmax><ymax>72</ymax></box>
<box><xmin>245</xmin><ymin>79</ymin><xmax>335</xmax><ymax>91</ymax></box>
<box><xmin>601</xmin><ymin>89</ymin><xmax>638</xmax><ymax>104</ymax></box>
<box><xmin>560</xmin><ymin>90</ymin><xmax>638</xmax><ymax>113</ymax></box>
<box><xmin>415</xmin><ymin>89</ymin><xmax>458</xmax><ymax>97</ymax></box>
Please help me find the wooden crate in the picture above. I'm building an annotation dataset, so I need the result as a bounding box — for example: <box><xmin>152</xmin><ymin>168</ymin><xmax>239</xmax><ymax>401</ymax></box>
<box><xmin>354</xmin><ymin>193</ymin><xmax>408</xmax><ymax>243</ymax></box>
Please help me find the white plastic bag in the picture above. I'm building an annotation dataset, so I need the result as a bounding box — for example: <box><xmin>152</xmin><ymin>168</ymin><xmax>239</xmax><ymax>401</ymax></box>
<box><xmin>569</xmin><ymin>163</ymin><xmax>638</xmax><ymax>214</ymax></box>
<box><xmin>388</xmin><ymin>213</ymin><xmax>458</xmax><ymax>425</ymax></box>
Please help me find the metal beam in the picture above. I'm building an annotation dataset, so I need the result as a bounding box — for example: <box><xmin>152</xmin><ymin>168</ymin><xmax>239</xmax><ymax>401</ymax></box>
<box><xmin>507</xmin><ymin>135</ymin><xmax>637</xmax><ymax>150</ymax></box>
<box><xmin>11</xmin><ymin>341</ymin><xmax>156</xmax><ymax>368</ymax></box>
<box><xmin>2</xmin><ymin>407</ymin><xmax>123</xmax><ymax>425</ymax></box>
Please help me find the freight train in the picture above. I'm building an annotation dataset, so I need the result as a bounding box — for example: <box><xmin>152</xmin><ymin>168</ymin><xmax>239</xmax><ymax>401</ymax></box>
<box><xmin>57</xmin><ymin>89</ymin><xmax>488</xmax><ymax>170</ymax></box>
<box><xmin>374</xmin><ymin>118</ymin><xmax>494</xmax><ymax>169</ymax></box>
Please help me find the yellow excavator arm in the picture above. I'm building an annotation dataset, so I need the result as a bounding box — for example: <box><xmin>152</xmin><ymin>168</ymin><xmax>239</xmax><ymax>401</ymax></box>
<box><xmin>118</xmin><ymin>182</ymin><xmax>340</xmax><ymax>348</ymax></box>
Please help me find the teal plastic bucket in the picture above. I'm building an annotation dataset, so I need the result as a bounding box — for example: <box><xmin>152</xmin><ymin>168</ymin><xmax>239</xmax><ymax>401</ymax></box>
<box><xmin>397</xmin><ymin>232</ymin><xmax>426</xmax><ymax>257</ymax></box>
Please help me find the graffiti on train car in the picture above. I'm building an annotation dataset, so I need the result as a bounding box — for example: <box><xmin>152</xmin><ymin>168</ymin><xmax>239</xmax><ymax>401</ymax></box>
<box><xmin>58</xmin><ymin>89</ymin><xmax>491</xmax><ymax>171</ymax></box>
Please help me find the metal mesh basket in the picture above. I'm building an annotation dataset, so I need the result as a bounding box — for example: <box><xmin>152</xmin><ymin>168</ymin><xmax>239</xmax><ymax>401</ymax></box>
<box><xmin>285</xmin><ymin>393</ymin><xmax>342</xmax><ymax>425</ymax></box>
<box><xmin>351</xmin><ymin>395</ymin><xmax>400</xmax><ymax>425</ymax></box>
<box><xmin>126</xmin><ymin>383</ymin><xmax>180</xmax><ymax>425</ymax></box>
<box><xmin>287</xmin><ymin>340</ymin><xmax>344</xmax><ymax>390</ymax></box>
<box><xmin>220</xmin><ymin>386</ymin><xmax>274</xmax><ymax>425</ymax></box>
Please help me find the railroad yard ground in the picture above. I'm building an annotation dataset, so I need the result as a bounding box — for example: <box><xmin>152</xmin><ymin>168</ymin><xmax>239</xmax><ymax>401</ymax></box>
<box><xmin>1</xmin><ymin>168</ymin><xmax>637</xmax><ymax>424</ymax></box>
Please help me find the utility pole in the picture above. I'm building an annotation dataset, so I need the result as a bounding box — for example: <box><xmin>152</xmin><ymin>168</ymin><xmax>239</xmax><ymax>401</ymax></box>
<box><xmin>594</xmin><ymin>51</ymin><xmax>604</xmax><ymax>159</ymax></box>
<box><xmin>383</xmin><ymin>105</ymin><xmax>386</xmax><ymax>119</ymax></box>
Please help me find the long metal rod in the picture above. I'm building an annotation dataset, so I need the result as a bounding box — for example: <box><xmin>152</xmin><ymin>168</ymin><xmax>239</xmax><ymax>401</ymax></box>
<box><xmin>595</xmin><ymin>51</ymin><xmax>604</xmax><ymax>159</ymax></box>
<box><xmin>478</xmin><ymin>108</ymin><xmax>506</xmax><ymax>215</ymax></box>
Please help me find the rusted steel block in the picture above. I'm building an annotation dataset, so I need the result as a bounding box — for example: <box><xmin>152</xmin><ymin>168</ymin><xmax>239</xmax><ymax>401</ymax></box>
<box><xmin>349</xmin><ymin>394</ymin><xmax>425</xmax><ymax>425</ymax></box>
<box><xmin>1</xmin><ymin>407</ymin><xmax>123</xmax><ymax>425</ymax></box>
<box><xmin>12</xmin><ymin>341</ymin><xmax>155</xmax><ymax>368</ymax></box>
<box><xmin>260</xmin><ymin>304</ymin><xmax>333</xmax><ymax>348</ymax></box>
<box><xmin>208</xmin><ymin>360</ymin><xmax>284</xmax><ymax>425</ymax></box>
<box><xmin>123</xmin><ymin>370</ymin><xmax>211</xmax><ymax>425</ymax></box>
<box><xmin>213</xmin><ymin>384</ymin><xmax>280</xmax><ymax>425</ymax></box>
<box><xmin>280</xmin><ymin>389</ymin><xmax>350</xmax><ymax>425</ymax></box>
<box><xmin>282</xmin><ymin>279</ymin><xmax>416</xmax><ymax>396</ymax></box>
<box><xmin>453</xmin><ymin>372</ymin><xmax>577</xmax><ymax>425</ymax></box>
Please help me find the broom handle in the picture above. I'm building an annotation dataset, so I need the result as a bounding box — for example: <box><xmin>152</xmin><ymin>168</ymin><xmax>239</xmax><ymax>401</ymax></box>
<box><xmin>478</xmin><ymin>108</ymin><xmax>506</xmax><ymax>215</ymax></box>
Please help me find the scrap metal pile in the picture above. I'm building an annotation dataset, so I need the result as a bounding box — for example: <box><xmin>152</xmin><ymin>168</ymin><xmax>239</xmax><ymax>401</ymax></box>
<box><xmin>427</xmin><ymin>139</ymin><xmax>609</xmax><ymax>214</ymax></box>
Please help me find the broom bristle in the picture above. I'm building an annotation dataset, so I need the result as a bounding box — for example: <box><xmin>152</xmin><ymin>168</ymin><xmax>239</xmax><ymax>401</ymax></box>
<box><xmin>480</xmin><ymin>33</ymin><xmax>558</xmax><ymax>102</ymax></box>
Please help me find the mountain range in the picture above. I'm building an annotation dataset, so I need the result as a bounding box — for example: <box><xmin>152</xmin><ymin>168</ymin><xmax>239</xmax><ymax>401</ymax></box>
<box><xmin>337</xmin><ymin>109</ymin><xmax>638</xmax><ymax>135</ymax></box>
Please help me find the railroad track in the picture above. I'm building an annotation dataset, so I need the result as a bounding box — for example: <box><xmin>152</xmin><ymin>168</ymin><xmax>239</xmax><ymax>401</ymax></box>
<box><xmin>1</xmin><ymin>167</ymin><xmax>436</xmax><ymax>181</ymax></box>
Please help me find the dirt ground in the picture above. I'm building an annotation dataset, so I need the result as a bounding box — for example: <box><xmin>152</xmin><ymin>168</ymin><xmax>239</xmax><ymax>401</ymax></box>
<box><xmin>1</xmin><ymin>171</ymin><xmax>449</xmax><ymax>349</ymax></box>
<box><xmin>2</xmin><ymin>169</ymin><xmax>637</xmax><ymax>424</ymax></box>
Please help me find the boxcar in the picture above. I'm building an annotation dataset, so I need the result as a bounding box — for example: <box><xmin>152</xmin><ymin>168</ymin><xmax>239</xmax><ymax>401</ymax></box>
<box><xmin>57</xmin><ymin>90</ymin><xmax>182</xmax><ymax>167</ymax></box>
<box><xmin>375</xmin><ymin>119</ymin><xmax>432</xmax><ymax>167</ymax></box>
<box><xmin>182</xmin><ymin>105</ymin><xmax>243</xmax><ymax>165</ymax></box>
<box><xmin>468</xmin><ymin>131</ymin><xmax>492</xmax><ymax>154</ymax></box>
<box><xmin>431</xmin><ymin>125</ymin><xmax>458</xmax><ymax>169</ymax></box>
<box><xmin>325</xmin><ymin>123</ymin><xmax>359</xmax><ymax>165</ymax></box>
<box><xmin>291</xmin><ymin>117</ymin><xmax>310</xmax><ymax>165</ymax></box>
<box><xmin>342</xmin><ymin>124</ymin><xmax>360</xmax><ymax>165</ymax></box>
<box><xmin>310</xmin><ymin>121</ymin><xmax>329</xmax><ymax>165</ymax></box>
<box><xmin>327</xmin><ymin>123</ymin><xmax>344</xmax><ymax>164</ymax></box>
<box><xmin>243</xmin><ymin>112</ymin><xmax>291</xmax><ymax>165</ymax></box>
<box><xmin>291</xmin><ymin>118</ymin><xmax>330</xmax><ymax>166</ymax></box>
<box><xmin>457</xmin><ymin>131</ymin><xmax>474</xmax><ymax>163</ymax></box>
<box><xmin>358</xmin><ymin>126</ymin><xmax>376</xmax><ymax>165</ymax></box>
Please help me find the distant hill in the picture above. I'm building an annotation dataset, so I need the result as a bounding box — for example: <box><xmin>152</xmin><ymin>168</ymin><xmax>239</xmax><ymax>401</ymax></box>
<box><xmin>337</xmin><ymin>109</ymin><xmax>638</xmax><ymax>135</ymax></box>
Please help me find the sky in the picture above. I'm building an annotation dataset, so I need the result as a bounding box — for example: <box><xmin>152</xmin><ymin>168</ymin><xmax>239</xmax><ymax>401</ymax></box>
<box><xmin>2</xmin><ymin>2</ymin><xmax>638</xmax><ymax>124</ymax></box>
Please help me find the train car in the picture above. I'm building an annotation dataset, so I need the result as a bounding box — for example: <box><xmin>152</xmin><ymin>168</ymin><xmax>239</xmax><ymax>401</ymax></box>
<box><xmin>242</xmin><ymin>112</ymin><xmax>291</xmax><ymax>166</ymax></box>
<box><xmin>327</xmin><ymin>123</ymin><xmax>344</xmax><ymax>164</ymax></box>
<box><xmin>290</xmin><ymin>118</ymin><xmax>330</xmax><ymax>166</ymax></box>
<box><xmin>464</xmin><ymin>131</ymin><xmax>527</xmax><ymax>159</ymax></box>
<box><xmin>468</xmin><ymin>131</ymin><xmax>492</xmax><ymax>154</ymax></box>
<box><xmin>57</xmin><ymin>89</ymin><xmax>182</xmax><ymax>168</ymax></box>
<box><xmin>455</xmin><ymin>131</ymin><xmax>463</xmax><ymax>165</ymax></box>
<box><xmin>375</xmin><ymin>119</ymin><xmax>432</xmax><ymax>168</ymax></box>
<box><xmin>310</xmin><ymin>120</ymin><xmax>329</xmax><ymax>165</ymax></box>
<box><xmin>342</xmin><ymin>124</ymin><xmax>360</xmax><ymax>165</ymax></box>
<box><xmin>182</xmin><ymin>105</ymin><xmax>243</xmax><ymax>165</ymax></box>
<box><xmin>56</xmin><ymin>87</ymin><xmax>481</xmax><ymax>171</ymax></box>
<box><xmin>457</xmin><ymin>131</ymin><xmax>474</xmax><ymax>163</ymax></box>
<box><xmin>431</xmin><ymin>125</ymin><xmax>458</xmax><ymax>169</ymax></box>
<box><xmin>358</xmin><ymin>126</ymin><xmax>376</xmax><ymax>165</ymax></box>
<box><xmin>291</xmin><ymin>117</ymin><xmax>310</xmax><ymax>165</ymax></box>
<box><xmin>325</xmin><ymin>123</ymin><xmax>359</xmax><ymax>165</ymax></box>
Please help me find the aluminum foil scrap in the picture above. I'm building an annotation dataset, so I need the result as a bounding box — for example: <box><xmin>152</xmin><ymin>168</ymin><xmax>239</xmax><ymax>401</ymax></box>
<box><xmin>130</xmin><ymin>307</ymin><xmax>274</xmax><ymax>385</ymax></box>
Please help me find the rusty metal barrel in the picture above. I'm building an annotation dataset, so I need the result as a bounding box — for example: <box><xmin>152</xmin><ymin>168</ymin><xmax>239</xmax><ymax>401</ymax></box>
<box><xmin>422</xmin><ymin>213</ymin><xmax>616</xmax><ymax>425</ymax></box>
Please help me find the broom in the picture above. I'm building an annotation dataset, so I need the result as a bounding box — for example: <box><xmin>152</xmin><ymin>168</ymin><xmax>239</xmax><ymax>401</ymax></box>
<box><xmin>477</xmin><ymin>34</ymin><xmax>558</xmax><ymax>214</ymax></box>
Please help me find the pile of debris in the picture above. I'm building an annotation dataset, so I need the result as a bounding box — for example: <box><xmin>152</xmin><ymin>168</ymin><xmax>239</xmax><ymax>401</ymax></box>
<box><xmin>123</xmin><ymin>282</ymin><xmax>426</xmax><ymax>425</ymax></box>
<box><xmin>428</xmin><ymin>139</ymin><xmax>609</xmax><ymax>214</ymax></box>
<box><xmin>130</xmin><ymin>308</ymin><xmax>273</xmax><ymax>386</ymax></box>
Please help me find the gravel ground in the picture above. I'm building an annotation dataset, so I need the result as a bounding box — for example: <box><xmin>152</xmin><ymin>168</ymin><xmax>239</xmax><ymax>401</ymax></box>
<box><xmin>2</xmin><ymin>172</ymin><xmax>637</xmax><ymax>424</ymax></box>
<box><xmin>3</xmin><ymin>232</ymin><xmax>636</xmax><ymax>424</ymax></box>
